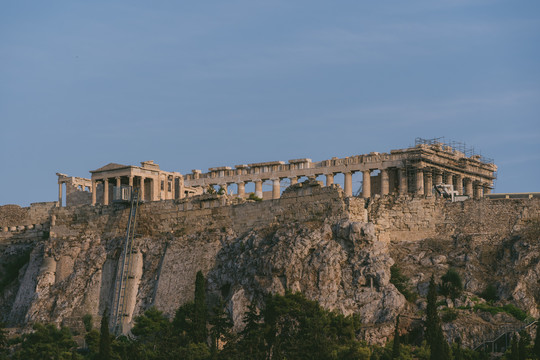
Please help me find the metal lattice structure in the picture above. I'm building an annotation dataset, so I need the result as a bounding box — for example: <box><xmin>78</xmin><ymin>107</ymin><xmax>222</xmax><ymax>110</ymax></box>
<box><xmin>111</xmin><ymin>187</ymin><xmax>140</xmax><ymax>335</ymax></box>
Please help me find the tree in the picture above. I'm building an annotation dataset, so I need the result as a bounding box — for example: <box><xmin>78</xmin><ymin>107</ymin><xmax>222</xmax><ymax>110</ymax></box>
<box><xmin>209</xmin><ymin>301</ymin><xmax>233</xmax><ymax>358</ymax></box>
<box><xmin>425</xmin><ymin>275</ymin><xmax>450</xmax><ymax>360</ymax></box>
<box><xmin>131</xmin><ymin>306</ymin><xmax>175</xmax><ymax>358</ymax></box>
<box><xmin>392</xmin><ymin>315</ymin><xmax>400</xmax><ymax>359</ymax></box>
<box><xmin>533</xmin><ymin>321</ymin><xmax>540</xmax><ymax>359</ymax></box>
<box><xmin>0</xmin><ymin>321</ymin><xmax>7</xmax><ymax>360</ymax></box>
<box><xmin>425</xmin><ymin>275</ymin><xmax>439</xmax><ymax>346</ymax></box>
<box><xmin>193</xmin><ymin>271</ymin><xmax>208</xmax><ymax>344</ymax></box>
<box><xmin>98</xmin><ymin>311</ymin><xmax>112</xmax><ymax>360</ymax></box>
<box><xmin>13</xmin><ymin>323</ymin><xmax>77</xmax><ymax>360</ymax></box>
<box><xmin>518</xmin><ymin>330</ymin><xmax>531</xmax><ymax>360</ymax></box>
<box><xmin>509</xmin><ymin>334</ymin><xmax>519</xmax><ymax>360</ymax></box>
<box><xmin>439</xmin><ymin>268</ymin><xmax>463</xmax><ymax>300</ymax></box>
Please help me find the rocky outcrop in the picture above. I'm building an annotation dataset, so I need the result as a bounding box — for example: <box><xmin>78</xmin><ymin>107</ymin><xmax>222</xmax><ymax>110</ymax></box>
<box><xmin>1</xmin><ymin>184</ymin><xmax>539</xmax><ymax>345</ymax></box>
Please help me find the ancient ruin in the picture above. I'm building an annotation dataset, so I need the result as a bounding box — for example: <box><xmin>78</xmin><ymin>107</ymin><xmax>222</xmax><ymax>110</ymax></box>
<box><xmin>57</xmin><ymin>138</ymin><xmax>498</xmax><ymax>207</ymax></box>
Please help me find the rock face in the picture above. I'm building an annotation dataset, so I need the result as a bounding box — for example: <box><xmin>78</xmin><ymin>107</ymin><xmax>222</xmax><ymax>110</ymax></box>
<box><xmin>1</xmin><ymin>183</ymin><xmax>539</xmax><ymax>345</ymax></box>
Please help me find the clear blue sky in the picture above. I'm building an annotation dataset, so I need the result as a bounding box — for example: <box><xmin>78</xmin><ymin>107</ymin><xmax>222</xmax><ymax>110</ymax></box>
<box><xmin>1</xmin><ymin>1</ymin><xmax>539</xmax><ymax>206</ymax></box>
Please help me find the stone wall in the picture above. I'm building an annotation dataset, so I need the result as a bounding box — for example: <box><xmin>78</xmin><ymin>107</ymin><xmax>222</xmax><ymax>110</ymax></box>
<box><xmin>0</xmin><ymin>202</ymin><xmax>56</xmax><ymax>229</ymax></box>
<box><xmin>2</xmin><ymin>184</ymin><xmax>539</xmax><ymax>341</ymax></box>
<box><xmin>367</xmin><ymin>196</ymin><xmax>540</xmax><ymax>242</ymax></box>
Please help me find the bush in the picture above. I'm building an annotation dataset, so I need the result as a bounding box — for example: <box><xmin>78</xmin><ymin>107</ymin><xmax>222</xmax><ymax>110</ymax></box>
<box><xmin>0</xmin><ymin>249</ymin><xmax>31</xmax><ymax>293</ymax></box>
<box><xmin>473</xmin><ymin>303</ymin><xmax>527</xmax><ymax>321</ymax></box>
<box><xmin>439</xmin><ymin>268</ymin><xmax>463</xmax><ymax>300</ymax></box>
<box><xmin>390</xmin><ymin>265</ymin><xmax>417</xmax><ymax>302</ymax></box>
<box><xmin>247</xmin><ymin>193</ymin><xmax>262</xmax><ymax>202</ymax></box>
<box><xmin>82</xmin><ymin>314</ymin><xmax>93</xmax><ymax>332</ymax></box>
<box><xmin>441</xmin><ymin>309</ymin><xmax>459</xmax><ymax>323</ymax></box>
<box><xmin>480</xmin><ymin>283</ymin><xmax>499</xmax><ymax>303</ymax></box>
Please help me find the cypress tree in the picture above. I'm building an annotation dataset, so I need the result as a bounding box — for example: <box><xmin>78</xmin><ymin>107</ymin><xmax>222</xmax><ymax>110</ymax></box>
<box><xmin>0</xmin><ymin>321</ymin><xmax>7</xmax><ymax>359</ymax></box>
<box><xmin>193</xmin><ymin>271</ymin><xmax>208</xmax><ymax>344</ymax></box>
<box><xmin>98</xmin><ymin>311</ymin><xmax>111</xmax><ymax>360</ymax></box>
<box><xmin>425</xmin><ymin>275</ymin><xmax>438</xmax><ymax>346</ymax></box>
<box><xmin>392</xmin><ymin>315</ymin><xmax>400</xmax><ymax>359</ymax></box>
<box><xmin>425</xmin><ymin>275</ymin><xmax>450</xmax><ymax>360</ymax></box>
<box><xmin>510</xmin><ymin>334</ymin><xmax>519</xmax><ymax>360</ymax></box>
<box><xmin>533</xmin><ymin>321</ymin><xmax>540</xmax><ymax>359</ymax></box>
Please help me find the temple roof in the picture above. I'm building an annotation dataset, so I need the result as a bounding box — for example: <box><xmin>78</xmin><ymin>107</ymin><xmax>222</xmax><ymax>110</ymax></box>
<box><xmin>90</xmin><ymin>163</ymin><xmax>129</xmax><ymax>173</ymax></box>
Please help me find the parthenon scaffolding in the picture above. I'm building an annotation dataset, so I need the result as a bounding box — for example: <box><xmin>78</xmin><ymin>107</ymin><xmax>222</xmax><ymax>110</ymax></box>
<box><xmin>56</xmin><ymin>139</ymin><xmax>497</xmax><ymax>207</ymax></box>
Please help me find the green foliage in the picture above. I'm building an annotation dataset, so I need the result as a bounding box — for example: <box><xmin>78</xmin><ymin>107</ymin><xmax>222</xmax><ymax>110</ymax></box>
<box><xmin>98</xmin><ymin>312</ymin><xmax>111</xmax><ymax>360</ymax></box>
<box><xmin>0</xmin><ymin>321</ymin><xmax>7</xmax><ymax>359</ymax></box>
<box><xmin>13</xmin><ymin>323</ymin><xmax>77</xmax><ymax>360</ymax></box>
<box><xmin>390</xmin><ymin>265</ymin><xmax>417</xmax><ymax>302</ymax></box>
<box><xmin>439</xmin><ymin>268</ymin><xmax>463</xmax><ymax>300</ymax></box>
<box><xmin>82</xmin><ymin>314</ymin><xmax>93</xmax><ymax>333</ymax></box>
<box><xmin>425</xmin><ymin>275</ymin><xmax>451</xmax><ymax>360</ymax></box>
<box><xmin>193</xmin><ymin>271</ymin><xmax>208</xmax><ymax>344</ymax></box>
<box><xmin>209</xmin><ymin>300</ymin><xmax>234</xmax><ymax>356</ymax></box>
<box><xmin>84</xmin><ymin>329</ymin><xmax>100</xmax><ymax>355</ymax></box>
<box><xmin>533</xmin><ymin>320</ymin><xmax>540</xmax><ymax>359</ymax></box>
<box><xmin>441</xmin><ymin>309</ymin><xmax>459</xmax><ymax>323</ymax></box>
<box><xmin>217</xmin><ymin>186</ymin><xmax>226</xmax><ymax>195</ymax></box>
<box><xmin>247</xmin><ymin>193</ymin><xmax>262</xmax><ymax>202</ymax></box>
<box><xmin>473</xmin><ymin>303</ymin><xmax>527</xmax><ymax>321</ymax></box>
<box><xmin>480</xmin><ymin>283</ymin><xmax>499</xmax><ymax>303</ymax></box>
<box><xmin>392</xmin><ymin>315</ymin><xmax>400</xmax><ymax>359</ymax></box>
<box><xmin>0</xmin><ymin>249</ymin><xmax>31</xmax><ymax>293</ymax></box>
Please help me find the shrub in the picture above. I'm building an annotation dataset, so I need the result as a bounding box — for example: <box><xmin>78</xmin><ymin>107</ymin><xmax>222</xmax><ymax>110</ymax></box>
<box><xmin>439</xmin><ymin>268</ymin><xmax>463</xmax><ymax>300</ymax></box>
<box><xmin>247</xmin><ymin>193</ymin><xmax>262</xmax><ymax>202</ymax></box>
<box><xmin>82</xmin><ymin>314</ymin><xmax>93</xmax><ymax>332</ymax></box>
<box><xmin>441</xmin><ymin>309</ymin><xmax>459</xmax><ymax>323</ymax></box>
<box><xmin>0</xmin><ymin>249</ymin><xmax>31</xmax><ymax>293</ymax></box>
<box><xmin>390</xmin><ymin>265</ymin><xmax>417</xmax><ymax>302</ymax></box>
<box><xmin>480</xmin><ymin>283</ymin><xmax>499</xmax><ymax>303</ymax></box>
<box><xmin>473</xmin><ymin>303</ymin><xmax>527</xmax><ymax>321</ymax></box>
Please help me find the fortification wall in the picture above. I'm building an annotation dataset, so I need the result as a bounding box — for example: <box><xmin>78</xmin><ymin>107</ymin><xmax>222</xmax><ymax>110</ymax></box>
<box><xmin>3</xmin><ymin>184</ymin><xmax>539</xmax><ymax>336</ymax></box>
<box><xmin>0</xmin><ymin>202</ymin><xmax>56</xmax><ymax>230</ymax></box>
<box><xmin>367</xmin><ymin>196</ymin><xmax>540</xmax><ymax>242</ymax></box>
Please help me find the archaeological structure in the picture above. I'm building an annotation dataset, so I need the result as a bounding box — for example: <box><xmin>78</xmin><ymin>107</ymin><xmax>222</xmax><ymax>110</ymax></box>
<box><xmin>57</xmin><ymin>138</ymin><xmax>498</xmax><ymax>207</ymax></box>
<box><xmin>3</xmin><ymin>138</ymin><xmax>540</xmax><ymax>347</ymax></box>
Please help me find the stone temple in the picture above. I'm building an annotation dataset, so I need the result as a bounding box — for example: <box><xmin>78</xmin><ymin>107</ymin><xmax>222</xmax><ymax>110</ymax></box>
<box><xmin>56</xmin><ymin>139</ymin><xmax>498</xmax><ymax>207</ymax></box>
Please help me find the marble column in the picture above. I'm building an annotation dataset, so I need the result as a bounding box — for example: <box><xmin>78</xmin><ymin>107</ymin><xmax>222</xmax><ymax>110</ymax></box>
<box><xmin>415</xmin><ymin>169</ymin><xmax>424</xmax><ymax>195</ymax></box>
<box><xmin>128</xmin><ymin>175</ymin><xmax>134</xmax><ymax>188</ymax></box>
<box><xmin>58</xmin><ymin>182</ymin><xmax>63</xmax><ymax>207</ymax></box>
<box><xmin>381</xmin><ymin>169</ymin><xmax>389</xmax><ymax>196</ymax></box>
<box><xmin>255</xmin><ymin>180</ymin><xmax>263</xmax><ymax>199</ymax></box>
<box><xmin>464</xmin><ymin>178</ymin><xmax>473</xmax><ymax>197</ymax></box>
<box><xmin>434</xmin><ymin>170</ymin><xmax>443</xmax><ymax>185</ymax></box>
<box><xmin>103</xmin><ymin>178</ymin><xmax>109</xmax><ymax>205</ymax></box>
<box><xmin>484</xmin><ymin>184</ymin><xmax>492</xmax><ymax>195</ymax></box>
<box><xmin>446</xmin><ymin>174</ymin><xmax>454</xmax><ymax>190</ymax></box>
<box><xmin>171</xmin><ymin>177</ymin><xmax>176</xmax><ymax>199</ymax></box>
<box><xmin>237</xmin><ymin>182</ymin><xmax>245</xmax><ymax>198</ymax></box>
<box><xmin>272</xmin><ymin>179</ymin><xmax>280</xmax><ymax>199</ymax></box>
<box><xmin>91</xmin><ymin>180</ymin><xmax>97</xmax><ymax>205</ymax></box>
<box><xmin>140</xmin><ymin>177</ymin><xmax>146</xmax><ymax>201</ymax></box>
<box><xmin>455</xmin><ymin>175</ymin><xmax>463</xmax><ymax>195</ymax></box>
<box><xmin>116</xmin><ymin>177</ymin><xmax>121</xmax><ymax>188</ymax></box>
<box><xmin>425</xmin><ymin>170</ymin><xmax>433</xmax><ymax>197</ymax></box>
<box><xmin>398</xmin><ymin>168</ymin><xmax>408</xmax><ymax>195</ymax></box>
<box><xmin>325</xmin><ymin>173</ymin><xmax>334</xmax><ymax>186</ymax></box>
<box><xmin>362</xmin><ymin>170</ymin><xmax>371</xmax><ymax>198</ymax></box>
<box><xmin>344</xmin><ymin>172</ymin><xmax>353</xmax><ymax>197</ymax></box>
<box><xmin>474</xmin><ymin>182</ymin><xmax>483</xmax><ymax>199</ymax></box>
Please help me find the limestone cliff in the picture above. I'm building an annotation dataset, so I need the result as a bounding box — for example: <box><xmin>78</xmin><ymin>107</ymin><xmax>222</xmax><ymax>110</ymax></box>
<box><xmin>0</xmin><ymin>183</ymin><xmax>539</xmax><ymax>346</ymax></box>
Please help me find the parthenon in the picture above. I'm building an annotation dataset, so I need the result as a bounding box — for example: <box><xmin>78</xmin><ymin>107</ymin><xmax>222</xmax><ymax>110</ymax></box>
<box><xmin>56</xmin><ymin>139</ymin><xmax>497</xmax><ymax>207</ymax></box>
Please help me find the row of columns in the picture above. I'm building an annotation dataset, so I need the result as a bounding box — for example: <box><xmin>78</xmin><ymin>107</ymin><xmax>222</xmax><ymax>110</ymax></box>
<box><xmin>209</xmin><ymin>167</ymin><xmax>492</xmax><ymax>200</ymax></box>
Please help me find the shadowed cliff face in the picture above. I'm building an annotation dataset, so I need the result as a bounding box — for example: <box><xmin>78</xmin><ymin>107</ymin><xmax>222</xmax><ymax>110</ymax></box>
<box><xmin>1</xmin><ymin>184</ymin><xmax>539</xmax><ymax>345</ymax></box>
